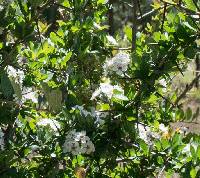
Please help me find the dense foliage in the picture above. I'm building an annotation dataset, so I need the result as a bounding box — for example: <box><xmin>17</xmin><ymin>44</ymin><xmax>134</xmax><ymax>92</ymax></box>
<box><xmin>0</xmin><ymin>0</ymin><xmax>200</xmax><ymax>177</ymax></box>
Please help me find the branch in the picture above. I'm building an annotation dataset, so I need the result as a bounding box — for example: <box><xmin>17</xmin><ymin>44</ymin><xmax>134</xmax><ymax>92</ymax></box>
<box><xmin>160</xmin><ymin>0</ymin><xmax>200</xmax><ymax>15</ymax></box>
<box><xmin>161</xmin><ymin>3</ymin><xmax>167</xmax><ymax>32</ymax></box>
<box><xmin>137</xmin><ymin>6</ymin><xmax>165</xmax><ymax>22</ymax></box>
<box><xmin>112</xmin><ymin>47</ymin><xmax>132</xmax><ymax>50</ymax></box>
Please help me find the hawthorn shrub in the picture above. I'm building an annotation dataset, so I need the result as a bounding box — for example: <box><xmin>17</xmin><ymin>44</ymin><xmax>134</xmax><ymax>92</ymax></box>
<box><xmin>0</xmin><ymin>0</ymin><xmax>200</xmax><ymax>178</ymax></box>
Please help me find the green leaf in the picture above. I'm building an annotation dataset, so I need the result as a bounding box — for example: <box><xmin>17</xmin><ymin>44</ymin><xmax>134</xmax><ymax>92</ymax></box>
<box><xmin>124</xmin><ymin>25</ymin><xmax>132</xmax><ymax>42</ymax></box>
<box><xmin>157</xmin><ymin>156</ymin><xmax>164</xmax><ymax>165</ymax></box>
<box><xmin>127</xmin><ymin>116</ymin><xmax>136</xmax><ymax>121</ymax></box>
<box><xmin>61</xmin><ymin>51</ymin><xmax>72</xmax><ymax>68</ymax></box>
<box><xmin>197</xmin><ymin>145</ymin><xmax>200</xmax><ymax>160</ymax></box>
<box><xmin>1</xmin><ymin>71</ymin><xmax>14</xmax><ymax>99</ymax></box>
<box><xmin>97</xmin><ymin>0</ymin><xmax>108</xmax><ymax>4</ymax></box>
<box><xmin>190</xmin><ymin>145</ymin><xmax>196</xmax><ymax>159</ymax></box>
<box><xmin>50</xmin><ymin>32</ymin><xmax>64</xmax><ymax>46</ymax></box>
<box><xmin>140</xmin><ymin>140</ymin><xmax>149</xmax><ymax>155</ymax></box>
<box><xmin>186</xmin><ymin>107</ymin><xmax>192</xmax><ymax>120</ymax></box>
<box><xmin>183</xmin><ymin>0</ymin><xmax>196</xmax><ymax>11</ymax></box>
<box><xmin>97</xmin><ymin>103</ymin><xmax>110</xmax><ymax>111</ymax></box>
<box><xmin>190</xmin><ymin>168</ymin><xmax>197</xmax><ymax>178</ymax></box>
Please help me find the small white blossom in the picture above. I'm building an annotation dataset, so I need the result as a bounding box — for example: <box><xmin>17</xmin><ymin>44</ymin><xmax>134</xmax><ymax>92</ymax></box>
<box><xmin>100</xmin><ymin>83</ymin><xmax>114</xmax><ymax>98</ymax></box>
<box><xmin>182</xmin><ymin>142</ymin><xmax>198</xmax><ymax>155</ymax></box>
<box><xmin>72</xmin><ymin>105</ymin><xmax>92</xmax><ymax>117</ymax></box>
<box><xmin>22</xmin><ymin>87</ymin><xmax>38</xmax><ymax>103</ymax></box>
<box><xmin>91</xmin><ymin>82</ymin><xmax>128</xmax><ymax>100</ymax></box>
<box><xmin>50</xmin><ymin>153</ymin><xmax>56</xmax><ymax>158</ymax></box>
<box><xmin>137</xmin><ymin>124</ymin><xmax>160</xmax><ymax>145</ymax></box>
<box><xmin>159</xmin><ymin>79</ymin><xmax>167</xmax><ymax>92</ymax></box>
<box><xmin>63</xmin><ymin>130</ymin><xmax>95</xmax><ymax>155</ymax></box>
<box><xmin>103</xmin><ymin>52</ymin><xmax>130</xmax><ymax>76</ymax></box>
<box><xmin>106</xmin><ymin>35</ymin><xmax>118</xmax><ymax>46</ymax></box>
<box><xmin>159</xmin><ymin>124</ymin><xmax>168</xmax><ymax>133</ymax></box>
<box><xmin>37</xmin><ymin>118</ymin><xmax>60</xmax><ymax>132</ymax></box>
<box><xmin>92</xmin><ymin>110</ymin><xmax>108</xmax><ymax>126</ymax></box>
<box><xmin>179</xmin><ymin>126</ymin><xmax>189</xmax><ymax>134</ymax></box>
<box><xmin>74</xmin><ymin>131</ymin><xmax>86</xmax><ymax>142</ymax></box>
<box><xmin>83</xmin><ymin>140</ymin><xmax>95</xmax><ymax>154</ymax></box>
<box><xmin>7</xmin><ymin>65</ymin><xmax>25</xmax><ymax>86</ymax></box>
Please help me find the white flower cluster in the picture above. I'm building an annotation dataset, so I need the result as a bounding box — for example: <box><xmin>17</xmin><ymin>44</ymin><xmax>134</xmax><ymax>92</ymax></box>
<box><xmin>72</xmin><ymin>105</ymin><xmax>107</xmax><ymax>126</ymax></box>
<box><xmin>63</xmin><ymin>130</ymin><xmax>95</xmax><ymax>155</ymax></box>
<box><xmin>137</xmin><ymin>124</ymin><xmax>159</xmax><ymax>145</ymax></box>
<box><xmin>7</xmin><ymin>65</ymin><xmax>24</xmax><ymax>86</ymax></box>
<box><xmin>0</xmin><ymin>128</ymin><xmax>4</xmax><ymax>150</ymax></box>
<box><xmin>103</xmin><ymin>52</ymin><xmax>130</xmax><ymax>76</ymax></box>
<box><xmin>91</xmin><ymin>82</ymin><xmax>128</xmax><ymax>101</ymax></box>
<box><xmin>37</xmin><ymin>118</ymin><xmax>61</xmax><ymax>135</ymax></box>
<box><xmin>21</xmin><ymin>87</ymin><xmax>38</xmax><ymax>103</ymax></box>
<box><xmin>137</xmin><ymin>123</ymin><xmax>169</xmax><ymax>145</ymax></box>
<box><xmin>72</xmin><ymin>105</ymin><xmax>92</xmax><ymax>117</ymax></box>
<box><xmin>7</xmin><ymin>66</ymin><xmax>38</xmax><ymax>104</ymax></box>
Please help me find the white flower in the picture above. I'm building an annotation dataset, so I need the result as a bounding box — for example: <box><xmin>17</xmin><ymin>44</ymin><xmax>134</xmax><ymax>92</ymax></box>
<box><xmin>179</xmin><ymin>127</ymin><xmax>189</xmax><ymax>134</ymax></box>
<box><xmin>103</xmin><ymin>53</ymin><xmax>130</xmax><ymax>76</ymax></box>
<box><xmin>159</xmin><ymin>124</ymin><xmax>168</xmax><ymax>133</ymax></box>
<box><xmin>91</xmin><ymin>82</ymin><xmax>128</xmax><ymax>100</ymax></box>
<box><xmin>7</xmin><ymin>65</ymin><xmax>25</xmax><ymax>85</ymax></box>
<box><xmin>106</xmin><ymin>35</ymin><xmax>118</xmax><ymax>46</ymax></box>
<box><xmin>159</xmin><ymin>79</ymin><xmax>167</xmax><ymax>92</ymax></box>
<box><xmin>182</xmin><ymin>144</ymin><xmax>190</xmax><ymax>153</ymax></box>
<box><xmin>0</xmin><ymin>5</ymin><xmax>3</xmax><ymax>11</ymax></box>
<box><xmin>93</xmin><ymin>111</ymin><xmax>108</xmax><ymax>125</ymax></box>
<box><xmin>137</xmin><ymin>124</ymin><xmax>160</xmax><ymax>145</ymax></box>
<box><xmin>63</xmin><ymin>130</ymin><xmax>95</xmax><ymax>155</ymax></box>
<box><xmin>182</xmin><ymin>142</ymin><xmax>198</xmax><ymax>155</ymax></box>
<box><xmin>22</xmin><ymin>87</ymin><xmax>38</xmax><ymax>103</ymax></box>
<box><xmin>51</xmin><ymin>153</ymin><xmax>56</xmax><ymax>158</ymax></box>
<box><xmin>137</xmin><ymin>124</ymin><xmax>152</xmax><ymax>144</ymax></box>
<box><xmin>83</xmin><ymin>140</ymin><xmax>95</xmax><ymax>154</ymax></box>
<box><xmin>100</xmin><ymin>83</ymin><xmax>114</xmax><ymax>98</ymax></box>
<box><xmin>72</xmin><ymin>105</ymin><xmax>91</xmax><ymax>117</ymax></box>
<box><xmin>63</xmin><ymin>141</ymin><xmax>74</xmax><ymax>153</ymax></box>
<box><xmin>74</xmin><ymin>131</ymin><xmax>86</xmax><ymax>142</ymax></box>
<box><xmin>7</xmin><ymin>66</ymin><xmax>18</xmax><ymax>79</ymax></box>
<box><xmin>80</xmin><ymin>135</ymin><xmax>90</xmax><ymax>144</ymax></box>
<box><xmin>37</xmin><ymin>118</ymin><xmax>60</xmax><ymax>132</ymax></box>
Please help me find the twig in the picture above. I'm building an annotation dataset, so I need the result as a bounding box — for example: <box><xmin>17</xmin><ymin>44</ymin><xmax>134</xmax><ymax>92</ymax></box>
<box><xmin>161</xmin><ymin>3</ymin><xmax>167</xmax><ymax>32</ymax></box>
<box><xmin>137</xmin><ymin>6</ymin><xmax>165</xmax><ymax>22</ymax></box>
<box><xmin>155</xmin><ymin>92</ymin><xmax>177</xmax><ymax>108</ymax></box>
<box><xmin>160</xmin><ymin>0</ymin><xmax>200</xmax><ymax>15</ymax></box>
<box><xmin>137</xmin><ymin>0</ymin><xmax>142</xmax><ymax>20</ymax></box>
<box><xmin>112</xmin><ymin>47</ymin><xmax>132</xmax><ymax>50</ymax></box>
